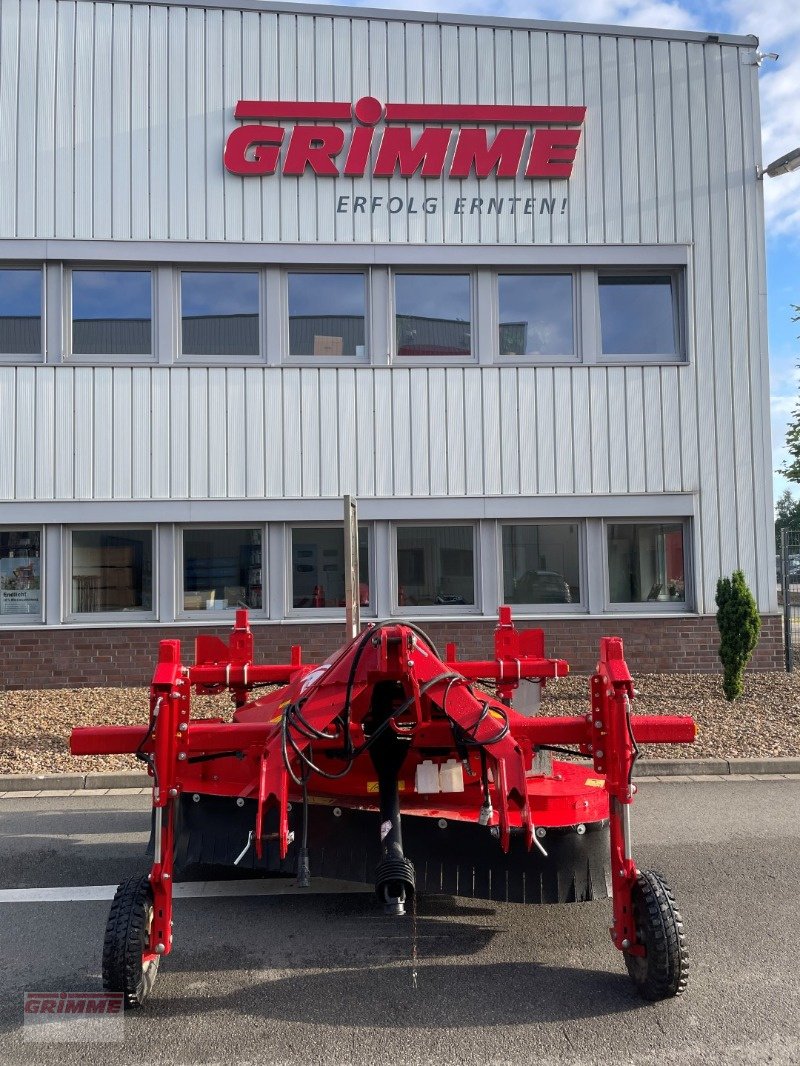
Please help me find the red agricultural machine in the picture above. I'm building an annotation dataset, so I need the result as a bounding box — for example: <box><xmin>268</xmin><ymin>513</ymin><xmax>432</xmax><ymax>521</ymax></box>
<box><xmin>71</xmin><ymin>607</ymin><xmax>695</xmax><ymax>1007</ymax></box>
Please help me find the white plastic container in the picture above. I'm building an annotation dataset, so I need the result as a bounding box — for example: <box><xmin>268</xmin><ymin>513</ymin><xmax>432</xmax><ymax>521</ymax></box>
<box><xmin>415</xmin><ymin>759</ymin><xmax>440</xmax><ymax>793</ymax></box>
<box><xmin>438</xmin><ymin>759</ymin><xmax>465</xmax><ymax>793</ymax></box>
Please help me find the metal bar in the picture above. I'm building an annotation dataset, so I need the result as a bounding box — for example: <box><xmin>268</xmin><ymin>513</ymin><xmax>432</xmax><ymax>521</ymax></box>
<box><xmin>782</xmin><ymin>527</ymin><xmax>792</xmax><ymax>672</ymax></box>
<box><xmin>343</xmin><ymin>494</ymin><xmax>359</xmax><ymax>641</ymax></box>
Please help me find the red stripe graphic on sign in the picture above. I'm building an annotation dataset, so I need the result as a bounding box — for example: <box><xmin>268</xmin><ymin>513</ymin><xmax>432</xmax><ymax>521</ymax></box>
<box><xmin>384</xmin><ymin>103</ymin><xmax>586</xmax><ymax>124</ymax></box>
<box><xmin>234</xmin><ymin>101</ymin><xmax>352</xmax><ymax>120</ymax></box>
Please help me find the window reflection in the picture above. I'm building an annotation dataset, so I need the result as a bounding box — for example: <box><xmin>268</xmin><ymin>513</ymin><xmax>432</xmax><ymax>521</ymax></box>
<box><xmin>607</xmin><ymin>523</ymin><xmax>686</xmax><ymax>603</ymax></box>
<box><xmin>502</xmin><ymin>524</ymin><xmax>579</xmax><ymax>603</ymax></box>
<box><xmin>181</xmin><ymin>271</ymin><xmax>260</xmax><ymax>356</ymax></box>
<box><xmin>71</xmin><ymin>529</ymin><xmax>153</xmax><ymax>613</ymax></box>
<box><xmin>292</xmin><ymin>527</ymin><xmax>370</xmax><ymax>608</ymax></box>
<box><xmin>183</xmin><ymin>528</ymin><xmax>262</xmax><ymax>610</ymax></box>
<box><xmin>396</xmin><ymin>526</ymin><xmax>475</xmax><ymax>606</ymax></box>
<box><xmin>395</xmin><ymin>274</ymin><xmax>471</xmax><ymax>356</ymax></box>
<box><xmin>0</xmin><ymin>530</ymin><xmax>42</xmax><ymax>617</ymax></box>
<box><xmin>0</xmin><ymin>269</ymin><xmax>41</xmax><ymax>354</ymax></box>
<box><xmin>288</xmin><ymin>273</ymin><xmax>366</xmax><ymax>356</ymax></box>
<box><xmin>599</xmin><ymin>275</ymin><xmax>677</xmax><ymax>356</ymax></box>
<box><xmin>72</xmin><ymin>270</ymin><xmax>152</xmax><ymax>355</ymax></box>
<box><xmin>498</xmin><ymin>274</ymin><xmax>573</xmax><ymax>356</ymax></box>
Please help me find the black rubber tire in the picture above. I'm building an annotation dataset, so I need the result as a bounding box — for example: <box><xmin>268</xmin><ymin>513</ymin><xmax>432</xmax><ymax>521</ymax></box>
<box><xmin>624</xmin><ymin>869</ymin><xmax>688</xmax><ymax>1001</ymax></box>
<box><xmin>102</xmin><ymin>875</ymin><xmax>160</xmax><ymax>1008</ymax></box>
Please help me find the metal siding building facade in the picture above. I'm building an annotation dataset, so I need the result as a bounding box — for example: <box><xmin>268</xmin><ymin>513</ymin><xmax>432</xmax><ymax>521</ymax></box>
<box><xmin>0</xmin><ymin>0</ymin><xmax>782</xmax><ymax>684</ymax></box>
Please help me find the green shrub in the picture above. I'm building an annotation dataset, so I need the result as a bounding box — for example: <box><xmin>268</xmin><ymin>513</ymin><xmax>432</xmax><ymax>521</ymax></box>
<box><xmin>715</xmin><ymin>570</ymin><xmax>761</xmax><ymax>701</ymax></box>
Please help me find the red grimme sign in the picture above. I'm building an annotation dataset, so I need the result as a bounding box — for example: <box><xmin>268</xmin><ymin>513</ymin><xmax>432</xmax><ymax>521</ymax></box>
<box><xmin>224</xmin><ymin>97</ymin><xmax>585</xmax><ymax>180</ymax></box>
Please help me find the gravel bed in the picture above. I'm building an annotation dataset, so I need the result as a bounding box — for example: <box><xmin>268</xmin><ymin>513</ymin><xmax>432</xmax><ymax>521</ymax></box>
<box><xmin>2</xmin><ymin>671</ymin><xmax>799</xmax><ymax>775</ymax></box>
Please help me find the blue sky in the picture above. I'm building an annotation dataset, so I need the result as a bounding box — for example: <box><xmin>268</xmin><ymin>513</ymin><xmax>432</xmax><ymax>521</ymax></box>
<box><xmin>287</xmin><ymin>0</ymin><xmax>800</xmax><ymax>506</ymax></box>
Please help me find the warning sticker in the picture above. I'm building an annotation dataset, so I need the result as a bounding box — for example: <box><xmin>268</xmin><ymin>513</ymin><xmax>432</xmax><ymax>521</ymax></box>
<box><xmin>584</xmin><ymin>778</ymin><xmax>605</xmax><ymax>788</ymax></box>
<box><xmin>367</xmin><ymin>781</ymin><xmax>405</xmax><ymax>792</ymax></box>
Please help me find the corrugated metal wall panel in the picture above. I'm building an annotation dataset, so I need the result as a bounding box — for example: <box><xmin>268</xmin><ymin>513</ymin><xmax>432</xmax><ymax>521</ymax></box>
<box><xmin>131</xmin><ymin>368</ymin><xmax>152</xmax><ymax>499</ymax></box>
<box><xmin>0</xmin><ymin>369</ymin><xmax>15</xmax><ymax>500</ymax></box>
<box><xmin>226</xmin><ymin>368</ymin><xmax>248</xmax><ymax>499</ymax></box>
<box><xmin>93</xmin><ymin>368</ymin><xmax>113</xmax><ymax>499</ymax></box>
<box><xmin>14</xmin><ymin>368</ymin><xmax>36</xmax><ymax>500</ymax></box>
<box><xmin>112</xmin><ymin>367</ymin><xmax>133</xmax><ymax>499</ymax></box>
<box><xmin>34</xmin><ymin>367</ymin><xmax>55</xmax><ymax>501</ymax></box>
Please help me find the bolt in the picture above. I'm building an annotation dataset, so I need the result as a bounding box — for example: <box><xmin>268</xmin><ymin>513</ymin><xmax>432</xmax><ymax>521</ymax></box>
<box><xmin>168</xmin><ymin>788</ymin><xmax>178</xmax><ymax>798</ymax></box>
<box><xmin>594</xmin><ymin>720</ymin><xmax>602</xmax><ymax>729</ymax></box>
<box><xmin>179</xmin><ymin>723</ymin><xmax>188</xmax><ymax>732</ymax></box>
<box><xmin>407</xmin><ymin>660</ymin><xmax>414</xmax><ymax>668</ymax></box>
<box><xmin>535</xmin><ymin>827</ymin><xmax>547</xmax><ymax>839</ymax></box>
<box><xmin>621</xmin><ymin>938</ymin><xmax>630</xmax><ymax>949</ymax></box>
<box><xmin>333</xmin><ymin>807</ymin><xmax>342</xmax><ymax>818</ymax></box>
<box><xmin>235</xmin><ymin>797</ymin><xmax>244</xmax><ymax>807</ymax></box>
<box><xmin>631</xmin><ymin>784</ymin><xmax>638</xmax><ymax>795</ymax></box>
<box><xmin>437</xmin><ymin>819</ymin><xmax>447</xmax><ymax>830</ymax></box>
<box><xmin>155</xmin><ymin>943</ymin><xmax>166</xmax><ymax>954</ymax></box>
<box><xmin>163</xmin><ymin>872</ymin><xmax>170</xmax><ymax>880</ymax></box>
<box><xmin>596</xmin><ymin>749</ymin><xmax>604</xmax><ymax>758</ymax></box>
<box><xmin>287</xmin><ymin>802</ymin><xmax>293</xmax><ymax>813</ymax></box>
<box><xmin>178</xmin><ymin>752</ymin><xmax>186</xmax><ymax>761</ymax></box>
<box><xmin>192</xmin><ymin>793</ymin><xmax>200</xmax><ymax>803</ymax></box>
<box><xmin>576</xmin><ymin>823</ymin><xmax>586</xmax><ymax>835</ymax></box>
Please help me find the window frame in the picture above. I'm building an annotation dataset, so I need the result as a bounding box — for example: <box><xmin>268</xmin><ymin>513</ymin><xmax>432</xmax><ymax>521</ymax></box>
<box><xmin>177</xmin><ymin>267</ymin><xmax>265</xmax><ymax>363</ymax></box>
<box><xmin>596</xmin><ymin>268</ymin><xmax>686</xmax><ymax>364</ymax></box>
<box><xmin>392</xmin><ymin>269</ymin><xmax>477</xmax><ymax>366</ymax></box>
<box><xmin>494</xmin><ymin>269</ymin><xmax>579</xmax><ymax>364</ymax></box>
<box><xmin>176</xmin><ymin>523</ymin><xmax>268</xmax><ymax>620</ymax></box>
<box><xmin>65</xmin><ymin>265</ymin><xmax>156</xmax><ymax>364</ymax></box>
<box><xmin>0</xmin><ymin>526</ymin><xmax>45</xmax><ymax>624</ymax></box>
<box><xmin>64</xmin><ymin>525</ymin><xmax>158</xmax><ymax>622</ymax></box>
<box><xmin>286</xmin><ymin>522</ymin><xmax>375</xmax><ymax>618</ymax></box>
<box><xmin>391</xmin><ymin>521</ymin><xmax>481</xmax><ymax>615</ymax></box>
<box><xmin>498</xmin><ymin>520</ymin><xmax>586</xmax><ymax>613</ymax></box>
<box><xmin>283</xmin><ymin>268</ymin><xmax>371</xmax><ymax>365</ymax></box>
<box><xmin>0</xmin><ymin>264</ymin><xmax>45</xmax><ymax>364</ymax></box>
<box><xmin>602</xmin><ymin>518</ymin><xmax>693</xmax><ymax>612</ymax></box>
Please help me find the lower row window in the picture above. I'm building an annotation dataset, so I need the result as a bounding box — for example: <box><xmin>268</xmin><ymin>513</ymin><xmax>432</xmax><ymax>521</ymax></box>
<box><xmin>607</xmin><ymin>522</ymin><xmax>686</xmax><ymax>603</ymax></box>
<box><xmin>0</xmin><ymin>530</ymin><xmax>41</xmax><ymax>616</ymax></box>
<box><xmin>71</xmin><ymin>529</ymin><xmax>153</xmax><ymax>613</ymax></box>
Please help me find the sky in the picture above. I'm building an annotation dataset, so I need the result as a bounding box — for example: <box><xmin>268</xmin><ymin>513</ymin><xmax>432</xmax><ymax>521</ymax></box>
<box><xmin>284</xmin><ymin>0</ymin><xmax>800</xmax><ymax>507</ymax></box>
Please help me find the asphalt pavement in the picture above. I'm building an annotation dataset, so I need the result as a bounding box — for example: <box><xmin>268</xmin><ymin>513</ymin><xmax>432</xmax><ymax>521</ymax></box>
<box><xmin>1</xmin><ymin>780</ymin><xmax>799</xmax><ymax>1066</ymax></box>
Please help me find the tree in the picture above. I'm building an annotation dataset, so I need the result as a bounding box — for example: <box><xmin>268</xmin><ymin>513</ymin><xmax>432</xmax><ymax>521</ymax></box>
<box><xmin>778</xmin><ymin>305</ymin><xmax>800</xmax><ymax>482</ymax></box>
<box><xmin>775</xmin><ymin>488</ymin><xmax>800</xmax><ymax>551</ymax></box>
<box><xmin>715</xmin><ymin>570</ymin><xmax>761</xmax><ymax>702</ymax></box>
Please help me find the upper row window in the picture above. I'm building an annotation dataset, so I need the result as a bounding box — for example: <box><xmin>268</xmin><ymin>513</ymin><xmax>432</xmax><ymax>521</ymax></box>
<box><xmin>0</xmin><ymin>266</ymin><xmax>682</xmax><ymax>362</ymax></box>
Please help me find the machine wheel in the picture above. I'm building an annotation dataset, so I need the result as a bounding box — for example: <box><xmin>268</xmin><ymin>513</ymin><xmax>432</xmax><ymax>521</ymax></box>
<box><xmin>624</xmin><ymin>869</ymin><xmax>688</xmax><ymax>1001</ymax></box>
<box><xmin>102</xmin><ymin>875</ymin><xmax>160</xmax><ymax>1008</ymax></box>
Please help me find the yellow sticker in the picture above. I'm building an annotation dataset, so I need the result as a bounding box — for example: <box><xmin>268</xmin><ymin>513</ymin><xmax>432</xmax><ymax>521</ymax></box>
<box><xmin>269</xmin><ymin>714</ymin><xmax>283</xmax><ymax>724</ymax></box>
<box><xmin>584</xmin><ymin>778</ymin><xmax>605</xmax><ymax>788</ymax></box>
<box><xmin>367</xmin><ymin>781</ymin><xmax>405</xmax><ymax>792</ymax></box>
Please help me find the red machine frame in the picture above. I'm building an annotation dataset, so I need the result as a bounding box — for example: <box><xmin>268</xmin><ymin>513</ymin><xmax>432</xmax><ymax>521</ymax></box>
<box><xmin>72</xmin><ymin>607</ymin><xmax>695</xmax><ymax>1004</ymax></box>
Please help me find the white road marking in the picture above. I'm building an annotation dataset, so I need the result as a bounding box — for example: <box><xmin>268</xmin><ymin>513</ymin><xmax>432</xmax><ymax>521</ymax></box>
<box><xmin>0</xmin><ymin>878</ymin><xmax>371</xmax><ymax>904</ymax></box>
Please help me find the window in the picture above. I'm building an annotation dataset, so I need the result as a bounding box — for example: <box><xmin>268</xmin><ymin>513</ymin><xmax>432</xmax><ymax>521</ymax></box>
<box><xmin>395</xmin><ymin>274</ymin><xmax>471</xmax><ymax>357</ymax></box>
<box><xmin>599</xmin><ymin>274</ymin><xmax>679</xmax><ymax>357</ymax></box>
<box><xmin>502</xmin><ymin>524</ymin><xmax>580</xmax><ymax>605</ymax></box>
<box><xmin>71</xmin><ymin>529</ymin><xmax>153</xmax><ymax>614</ymax></box>
<box><xmin>291</xmin><ymin>526</ymin><xmax>370</xmax><ymax>609</ymax></box>
<box><xmin>182</xmin><ymin>528</ymin><xmax>263</xmax><ymax>612</ymax></box>
<box><xmin>396</xmin><ymin>525</ymin><xmax>475</xmax><ymax>607</ymax></box>
<box><xmin>0</xmin><ymin>530</ymin><xmax>42</xmax><ymax>618</ymax></box>
<box><xmin>498</xmin><ymin>274</ymin><xmax>574</xmax><ymax>357</ymax></box>
<box><xmin>607</xmin><ymin>522</ymin><xmax>687</xmax><ymax>605</ymax></box>
<box><xmin>71</xmin><ymin>269</ymin><xmax>152</xmax><ymax>355</ymax></box>
<box><xmin>181</xmin><ymin>271</ymin><xmax>260</xmax><ymax>356</ymax></box>
<box><xmin>0</xmin><ymin>268</ymin><xmax>42</xmax><ymax>355</ymax></box>
<box><xmin>288</xmin><ymin>272</ymin><xmax>366</xmax><ymax>357</ymax></box>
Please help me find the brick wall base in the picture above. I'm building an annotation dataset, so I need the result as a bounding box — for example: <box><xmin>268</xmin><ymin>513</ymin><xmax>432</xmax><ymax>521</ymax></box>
<box><xmin>0</xmin><ymin>614</ymin><xmax>784</xmax><ymax>689</ymax></box>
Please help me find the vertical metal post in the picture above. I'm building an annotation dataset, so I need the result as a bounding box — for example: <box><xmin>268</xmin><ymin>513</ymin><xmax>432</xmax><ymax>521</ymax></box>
<box><xmin>782</xmin><ymin>528</ymin><xmax>792</xmax><ymax>672</ymax></box>
<box><xmin>343</xmin><ymin>495</ymin><xmax>360</xmax><ymax>641</ymax></box>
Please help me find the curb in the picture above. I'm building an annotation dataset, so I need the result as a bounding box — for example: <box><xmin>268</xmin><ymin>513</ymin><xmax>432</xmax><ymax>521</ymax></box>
<box><xmin>1</xmin><ymin>760</ymin><xmax>800</xmax><ymax>793</ymax></box>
